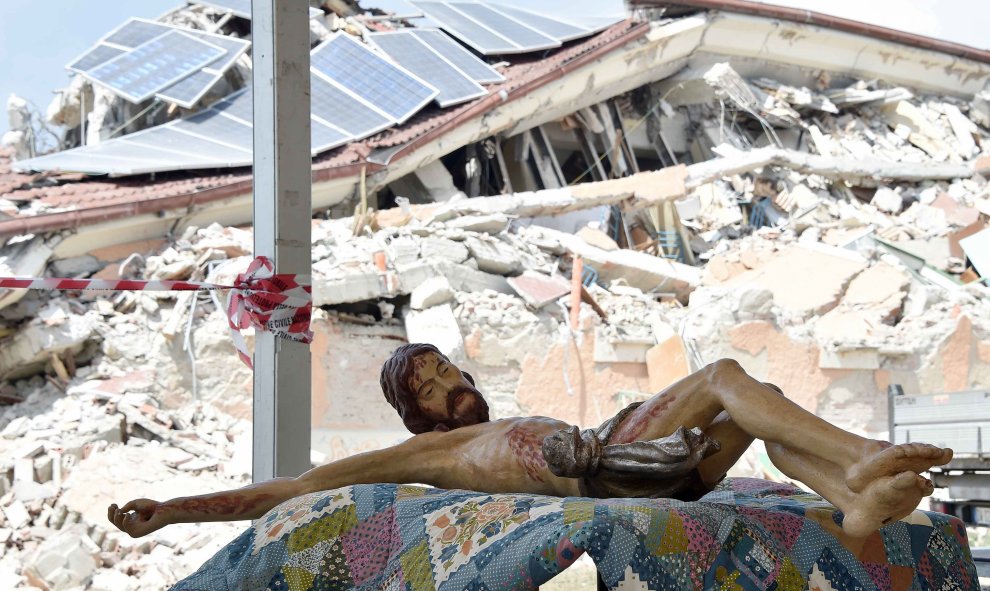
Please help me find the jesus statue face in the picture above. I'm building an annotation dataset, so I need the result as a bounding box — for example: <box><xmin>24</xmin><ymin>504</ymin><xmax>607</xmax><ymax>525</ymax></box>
<box><xmin>407</xmin><ymin>352</ymin><xmax>489</xmax><ymax>430</ymax></box>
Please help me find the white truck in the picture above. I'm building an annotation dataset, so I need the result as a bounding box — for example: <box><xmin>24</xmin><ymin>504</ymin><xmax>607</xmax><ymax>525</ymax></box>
<box><xmin>889</xmin><ymin>384</ymin><xmax>990</xmax><ymax>527</ymax></box>
<box><xmin>888</xmin><ymin>384</ymin><xmax>990</xmax><ymax>585</ymax></box>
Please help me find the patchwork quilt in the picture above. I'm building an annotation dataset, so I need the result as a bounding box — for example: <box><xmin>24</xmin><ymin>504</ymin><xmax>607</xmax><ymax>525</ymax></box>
<box><xmin>171</xmin><ymin>478</ymin><xmax>978</xmax><ymax>591</ymax></box>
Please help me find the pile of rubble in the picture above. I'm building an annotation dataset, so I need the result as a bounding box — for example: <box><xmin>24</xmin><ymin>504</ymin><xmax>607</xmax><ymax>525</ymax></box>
<box><xmin>0</xmin><ymin>67</ymin><xmax>989</xmax><ymax>586</ymax></box>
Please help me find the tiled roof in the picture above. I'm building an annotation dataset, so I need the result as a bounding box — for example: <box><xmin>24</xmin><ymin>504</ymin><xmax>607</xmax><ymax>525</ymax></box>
<box><xmin>0</xmin><ymin>20</ymin><xmax>645</xmax><ymax>237</ymax></box>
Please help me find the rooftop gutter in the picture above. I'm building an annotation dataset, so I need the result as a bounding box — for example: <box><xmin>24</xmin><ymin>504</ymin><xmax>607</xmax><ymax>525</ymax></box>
<box><xmin>629</xmin><ymin>0</ymin><xmax>990</xmax><ymax>64</ymax></box>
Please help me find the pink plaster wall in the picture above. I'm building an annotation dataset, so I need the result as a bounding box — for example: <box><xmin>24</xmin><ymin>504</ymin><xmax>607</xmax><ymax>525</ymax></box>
<box><xmin>310</xmin><ymin>316</ymin><xmax>407</xmax><ymax>431</ymax></box>
<box><xmin>514</xmin><ymin>333</ymin><xmax>650</xmax><ymax>428</ymax></box>
<box><xmin>728</xmin><ymin>321</ymin><xmax>851</xmax><ymax>411</ymax></box>
<box><xmin>940</xmin><ymin>316</ymin><xmax>973</xmax><ymax>392</ymax></box>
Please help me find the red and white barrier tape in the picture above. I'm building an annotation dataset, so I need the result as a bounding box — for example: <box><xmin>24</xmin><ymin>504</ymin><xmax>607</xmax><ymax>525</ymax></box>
<box><xmin>0</xmin><ymin>256</ymin><xmax>312</xmax><ymax>369</ymax></box>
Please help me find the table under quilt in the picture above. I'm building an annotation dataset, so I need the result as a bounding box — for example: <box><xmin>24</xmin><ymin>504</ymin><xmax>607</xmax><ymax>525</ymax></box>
<box><xmin>171</xmin><ymin>477</ymin><xmax>978</xmax><ymax>591</ymax></box>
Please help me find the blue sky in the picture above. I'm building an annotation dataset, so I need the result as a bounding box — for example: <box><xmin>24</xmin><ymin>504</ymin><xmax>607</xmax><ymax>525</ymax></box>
<box><xmin>0</xmin><ymin>1</ymin><xmax>987</xmax><ymax>135</ymax></box>
<box><xmin>0</xmin><ymin>0</ymin><xmax>179</xmax><ymax>134</ymax></box>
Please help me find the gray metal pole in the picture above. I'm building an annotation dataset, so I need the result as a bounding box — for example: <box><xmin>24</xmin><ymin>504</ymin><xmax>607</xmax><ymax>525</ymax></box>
<box><xmin>250</xmin><ymin>0</ymin><xmax>312</xmax><ymax>481</ymax></box>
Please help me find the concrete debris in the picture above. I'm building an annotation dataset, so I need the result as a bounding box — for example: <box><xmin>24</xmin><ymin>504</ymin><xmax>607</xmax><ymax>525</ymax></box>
<box><xmin>0</xmin><ymin>55</ymin><xmax>988</xmax><ymax>585</ymax></box>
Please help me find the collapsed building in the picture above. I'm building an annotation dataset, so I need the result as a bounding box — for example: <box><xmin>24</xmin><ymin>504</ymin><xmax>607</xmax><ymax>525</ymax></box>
<box><xmin>0</xmin><ymin>0</ymin><xmax>989</xmax><ymax>588</ymax></box>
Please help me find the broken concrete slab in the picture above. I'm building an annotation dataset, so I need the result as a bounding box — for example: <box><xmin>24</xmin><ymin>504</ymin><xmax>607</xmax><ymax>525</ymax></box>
<box><xmin>434</xmin><ymin>261</ymin><xmax>512</xmax><ymax>295</ymax></box>
<box><xmin>725</xmin><ymin>244</ymin><xmax>867</xmax><ymax>319</ymax></box>
<box><xmin>842</xmin><ymin>262</ymin><xmax>910</xmax><ymax>320</ymax></box>
<box><xmin>464</xmin><ymin>236</ymin><xmax>523</xmax><ymax>276</ymax></box>
<box><xmin>0</xmin><ymin>309</ymin><xmax>99</xmax><ymax>381</ymax></box>
<box><xmin>0</xmin><ymin>235</ymin><xmax>54</xmax><ymax>312</ymax></box>
<box><xmin>507</xmin><ymin>272</ymin><xmax>571</xmax><ymax>309</ymax></box>
<box><xmin>2</xmin><ymin>499</ymin><xmax>29</xmax><ymax>529</ymax></box>
<box><xmin>576</xmin><ymin>225</ymin><xmax>619</xmax><ymax>251</ymax></box>
<box><xmin>418</xmin><ymin>237</ymin><xmax>469</xmax><ymax>264</ymax></box>
<box><xmin>533</xmin><ymin>227</ymin><xmax>701</xmax><ymax>301</ymax></box>
<box><xmin>443</xmin><ymin>214</ymin><xmax>510</xmax><ymax>234</ymax></box>
<box><xmin>881</xmin><ymin>100</ymin><xmax>953</xmax><ymax>161</ymax></box>
<box><xmin>410</xmin><ymin>276</ymin><xmax>454</xmax><ymax>310</ymax></box>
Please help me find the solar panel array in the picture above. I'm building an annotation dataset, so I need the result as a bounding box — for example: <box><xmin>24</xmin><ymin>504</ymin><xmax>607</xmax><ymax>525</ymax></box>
<box><xmin>370</xmin><ymin>31</ymin><xmax>486</xmax><ymax>107</ymax></box>
<box><xmin>25</xmin><ymin>3</ymin><xmax>615</xmax><ymax>176</ymax></box>
<box><xmin>67</xmin><ymin>17</ymin><xmax>250</xmax><ymax>108</ymax></box>
<box><xmin>408</xmin><ymin>1</ymin><xmax>611</xmax><ymax>55</ymax></box>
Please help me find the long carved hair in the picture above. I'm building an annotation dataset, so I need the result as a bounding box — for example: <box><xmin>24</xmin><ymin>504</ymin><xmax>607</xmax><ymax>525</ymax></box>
<box><xmin>380</xmin><ymin>343</ymin><xmax>486</xmax><ymax>434</ymax></box>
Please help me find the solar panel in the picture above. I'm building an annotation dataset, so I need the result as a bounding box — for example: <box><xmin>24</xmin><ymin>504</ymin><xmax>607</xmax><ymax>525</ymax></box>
<box><xmin>446</xmin><ymin>3</ymin><xmax>560</xmax><ymax>51</ymax></box>
<box><xmin>125</xmin><ymin>125</ymin><xmax>251</xmax><ymax>162</ymax></box>
<box><xmin>309</xmin><ymin>73</ymin><xmax>394</xmax><ymax>138</ymax></box>
<box><xmin>370</xmin><ymin>31</ymin><xmax>486</xmax><ymax>107</ymax></box>
<box><xmin>155</xmin><ymin>32</ymin><xmax>249</xmax><ymax>107</ymax></box>
<box><xmin>310</xmin><ymin>33</ymin><xmax>437</xmax><ymax>124</ymax></box>
<box><xmin>493</xmin><ymin>5</ymin><xmax>591</xmax><ymax>42</ymax></box>
<box><xmin>408</xmin><ymin>2</ymin><xmax>518</xmax><ymax>54</ymax></box>
<box><xmin>310</xmin><ymin>119</ymin><xmax>352</xmax><ymax>153</ymax></box>
<box><xmin>211</xmin><ymin>87</ymin><xmax>253</xmax><ymax>123</ymax></box>
<box><xmin>156</xmin><ymin>70</ymin><xmax>225</xmax><ymax>108</ymax></box>
<box><xmin>408</xmin><ymin>29</ymin><xmax>504</xmax><ymax>84</ymax></box>
<box><xmin>85</xmin><ymin>31</ymin><xmax>226</xmax><ymax>103</ymax></box>
<box><xmin>103</xmin><ymin>18</ymin><xmax>172</xmax><ymax>49</ymax></box>
<box><xmin>174</xmin><ymin>108</ymin><xmax>253</xmax><ymax>151</ymax></box>
<box><xmin>66</xmin><ymin>44</ymin><xmax>127</xmax><ymax>74</ymax></box>
<box><xmin>184</xmin><ymin>31</ymin><xmax>249</xmax><ymax>71</ymax></box>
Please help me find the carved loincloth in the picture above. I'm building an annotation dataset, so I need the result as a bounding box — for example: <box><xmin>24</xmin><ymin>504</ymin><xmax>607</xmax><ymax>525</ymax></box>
<box><xmin>541</xmin><ymin>402</ymin><xmax>722</xmax><ymax>501</ymax></box>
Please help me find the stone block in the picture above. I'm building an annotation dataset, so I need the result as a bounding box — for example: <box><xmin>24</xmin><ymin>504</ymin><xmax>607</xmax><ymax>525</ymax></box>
<box><xmin>313</xmin><ymin>270</ymin><xmax>383</xmax><ymax>305</ymax></box>
<box><xmin>419</xmin><ymin>237</ymin><xmax>468</xmax><ymax>263</ymax></box>
<box><xmin>24</xmin><ymin>528</ymin><xmax>100</xmax><ymax>591</ymax></box>
<box><xmin>0</xmin><ymin>416</ymin><xmax>29</xmax><ymax>439</ymax></box>
<box><xmin>871</xmin><ymin>187</ymin><xmax>903</xmax><ymax>214</ymax></box>
<box><xmin>404</xmin><ymin>304</ymin><xmax>464</xmax><ymax>360</ymax></box>
<box><xmin>13</xmin><ymin>458</ymin><xmax>35</xmax><ymax>484</ymax></box>
<box><xmin>88</xmin><ymin>415</ymin><xmax>126</xmax><ymax>445</ymax></box>
<box><xmin>394</xmin><ymin>261</ymin><xmax>438</xmax><ymax>293</ymax></box>
<box><xmin>34</xmin><ymin>455</ymin><xmax>53</xmax><ymax>485</ymax></box>
<box><xmin>464</xmin><ymin>236</ymin><xmax>522</xmax><ymax>275</ymax></box>
<box><xmin>410</xmin><ymin>276</ymin><xmax>454</xmax><ymax>310</ymax></box>
<box><xmin>2</xmin><ymin>499</ymin><xmax>29</xmax><ymax>529</ymax></box>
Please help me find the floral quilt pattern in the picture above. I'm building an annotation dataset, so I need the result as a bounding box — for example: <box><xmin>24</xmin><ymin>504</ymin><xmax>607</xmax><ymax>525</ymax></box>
<box><xmin>171</xmin><ymin>478</ymin><xmax>978</xmax><ymax>591</ymax></box>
